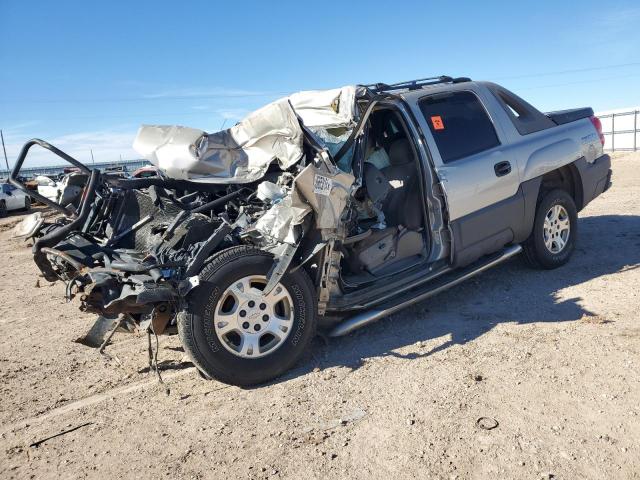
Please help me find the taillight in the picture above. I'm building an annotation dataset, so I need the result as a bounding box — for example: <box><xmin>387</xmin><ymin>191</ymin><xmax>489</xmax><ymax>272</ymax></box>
<box><xmin>589</xmin><ymin>115</ymin><xmax>605</xmax><ymax>146</ymax></box>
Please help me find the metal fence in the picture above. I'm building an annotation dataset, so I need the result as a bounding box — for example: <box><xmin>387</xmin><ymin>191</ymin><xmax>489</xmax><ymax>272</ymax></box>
<box><xmin>598</xmin><ymin>109</ymin><xmax>640</xmax><ymax>152</ymax></box>
<box><xmin>0</xmin><ymin>159</ymin><xmax>149</xmax><ymax>180</ymax></box>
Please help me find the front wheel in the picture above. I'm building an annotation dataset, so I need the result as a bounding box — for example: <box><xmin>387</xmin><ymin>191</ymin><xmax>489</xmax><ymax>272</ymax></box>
<box><xmin>24</xmin><ymin>196</ymin><xmax>31</xmax><ymax>212</ymax></box>
<box><xmin>523</xmin><ymin>189</ymin><xmax>577</xmax><ymax>269</ymax></box>
<box><xmin>178</xmin><ymin>246</ymin><xmax>317</xmax><ymax>386</ymax></box>
<box><xmin>0</xmin><ymin>201</ymin><xmax>7</xmax><ymax>218</ymax></box>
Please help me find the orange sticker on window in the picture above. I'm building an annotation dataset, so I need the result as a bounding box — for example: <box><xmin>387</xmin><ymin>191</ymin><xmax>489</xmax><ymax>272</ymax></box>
<box><xmin>431</xmin><ymin>115</ymin><xmax>444</xmax><ymax>130</ymax></box>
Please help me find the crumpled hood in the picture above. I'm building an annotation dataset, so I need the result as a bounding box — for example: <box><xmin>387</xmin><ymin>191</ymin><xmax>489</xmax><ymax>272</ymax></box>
<box><xmin>133</xmin><ymin>86</ymin><xmax>358</xmax><ymax>184</ymax></box>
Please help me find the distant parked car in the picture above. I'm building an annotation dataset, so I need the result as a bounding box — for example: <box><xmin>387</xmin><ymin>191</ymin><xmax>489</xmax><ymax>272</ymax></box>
<box><xmin>0</xmin><ymin>182</ymin><xmax>30</xmax><ymax>217</ymax></box>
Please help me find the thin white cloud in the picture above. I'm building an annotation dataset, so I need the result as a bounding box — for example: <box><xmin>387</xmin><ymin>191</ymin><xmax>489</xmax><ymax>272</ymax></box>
<box><xmin>597</xmin><ymin>7</ymin><xmax>640</xmax><ymax>31</ymax></box>
<box><xmin>215</xmin><ymin>108</ymin><xmax>250</xmax><ymax>120</ymax></box>
<box><xmin>2</xmin><ymin>128</ymin><xmax>139</xmax><ymax>169</ymax></box>
<box><xmin>1</xmin><ymin>121</ymin><xmax>41</xmax><ymax>134</ymax></box>
<box><xmin>143</xmin><ymin>87</ymin><xmax>280</xmax><ymax>100</ymax></box>
<box><xmin>590</xmin><ymin>7</ymin><xmax>640</xmax><ymax>61</ymax></box>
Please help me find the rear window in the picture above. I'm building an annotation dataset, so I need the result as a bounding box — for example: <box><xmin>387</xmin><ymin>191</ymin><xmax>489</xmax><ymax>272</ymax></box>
<box><xmin>419</xmin><ymin>91</ymin><xmax>500</xmax><ymax>163</ymax></box>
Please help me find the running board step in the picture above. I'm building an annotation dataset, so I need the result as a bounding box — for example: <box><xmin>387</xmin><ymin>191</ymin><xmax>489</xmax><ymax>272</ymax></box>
<box><xmin>327</xmin><ymin>244</ymin><xmax>522</xmax><ymax>337</ymax></box>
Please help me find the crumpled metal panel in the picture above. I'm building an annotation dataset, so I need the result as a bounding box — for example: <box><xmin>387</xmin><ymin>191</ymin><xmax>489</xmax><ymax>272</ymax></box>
<box><xmin>293</xmin><ymin>159</ymin><xmax>355</xmax><ymax>230</ymax></box>
<box><xmin>289</xmin><ymin>86</ymin><xmax>357</xmax><ymax>128</ymax></box>
<box><xmin>253</xmin><ymin>194</ymin><xmax>311</xmax><ymax>245</ymax></box>
<box><xmin>134</xmin><ymin>99</ymin><xmax>303</xmax><ymax>183</ymax></box>
<box><xmin>133</xmin><ymin>125</ymin><xmax>206</xmax><ymax>180</ymax></box>
<box><xmin>133</xmin><ymin>87</ymin><xmax>358</xmax><ymax>184</ymax></box>
<box><xmin>253</xmin><ymin>155</ymin><xmax>355</xmax><ymax>244</ymax></box>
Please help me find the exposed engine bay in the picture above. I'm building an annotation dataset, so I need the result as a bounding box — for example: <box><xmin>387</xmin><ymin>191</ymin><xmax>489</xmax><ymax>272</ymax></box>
<box><xmin>30</xmin><ymin>139</ymin><xmax>355</xmax><ymax>331</ymax></box>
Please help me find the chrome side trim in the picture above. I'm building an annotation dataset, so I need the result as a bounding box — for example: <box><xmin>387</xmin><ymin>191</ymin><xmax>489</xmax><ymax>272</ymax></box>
<box><xmin>328</xmin><ymin>244</ymin><xmax>522</xmax><ymax>337</ymax></box>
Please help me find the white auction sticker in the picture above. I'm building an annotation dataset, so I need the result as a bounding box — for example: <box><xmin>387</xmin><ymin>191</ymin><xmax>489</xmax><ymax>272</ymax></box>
<box><xmin>313</xmin><ymin>174</ymin><xmax>333</xmax><ymax>196</ymax></box>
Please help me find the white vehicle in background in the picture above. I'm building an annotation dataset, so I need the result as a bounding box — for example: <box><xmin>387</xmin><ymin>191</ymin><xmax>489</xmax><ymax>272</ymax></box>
<box><xmin>35</xmin><ymin>172</ymin><xmax>88</xmax><ymax>208</ymax></box>
<box><xmin>0</xmin><ymin>182</ymin><xmax>30</xmax><ymax>217</ymax></box>
<box><xmin>35</xmin><ymin>175</ymin><xmax>59</xmax><ymax>202</ymax></box>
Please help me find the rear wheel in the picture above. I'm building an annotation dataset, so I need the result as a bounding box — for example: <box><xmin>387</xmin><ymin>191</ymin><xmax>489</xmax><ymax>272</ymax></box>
<box><xmin>178</xmin><ymin>245</ymin><xmax>317</xmax><ymax>386</ymax></box>
<box><xmin>0</xmin><ymin>200</ymin><xmax>7</xmax><ymax>218</ymax></box>
<box><xmin>523</xmin><ymin>189</ymin><xmax>577</xmax><ymax>269</ymax></box>
<box><xmin>24</xmin><ymin>196</ymin><xmax>31</xmax><ymax>212</ymax></box>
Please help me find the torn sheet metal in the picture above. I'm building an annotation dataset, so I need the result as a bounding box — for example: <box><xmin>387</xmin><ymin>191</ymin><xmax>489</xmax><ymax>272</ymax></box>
<box><xmin>133</xmin><ymin>86</ymin><xmax>359</xmax><ymax>184</ymax></box>
<box><xmin>253</xmin><ymin>154</ymin><xmax>355</xmax><ymax>244</ymax></box>
<box><xmin>134</xmin><ymin>99</ymin><xmax>303</xmax><ymax>183</ymax></box>
<box><xmin>253</xmin><ymin>192</ymin><xmax>311</xmax><ymax>245</ymax></box>
<box><xmin>289</xmin><ymin>86</ymin><xmax>357</xmax><ymax>128</ymax></box>
<box><xmin>256</xmin><ymin>181</ymin><xmax>286</xmax><ymax>203</ymax></box>
<box><xmin>293</xmin><ymin>159</ymin><xmax>355</xmax><ymax>230</ymax></box>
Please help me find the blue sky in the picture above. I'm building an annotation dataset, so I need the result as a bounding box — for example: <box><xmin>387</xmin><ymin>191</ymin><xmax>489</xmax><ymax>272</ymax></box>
<box><xmin>1</xmin><ymin>0</ymin><xmax>639</xmax><ymax>167</ymax></box>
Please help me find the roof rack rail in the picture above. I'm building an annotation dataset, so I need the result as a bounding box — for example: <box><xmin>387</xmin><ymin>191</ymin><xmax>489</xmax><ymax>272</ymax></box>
<box><xmin>363</xmin><ymin>75</ymin><xmax>471</xmax><ymax>94</ymax></box>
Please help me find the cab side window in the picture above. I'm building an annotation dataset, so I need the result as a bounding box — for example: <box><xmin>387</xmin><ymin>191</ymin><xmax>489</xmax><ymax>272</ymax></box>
<box><xmin>419</xmin><ymin>91</ymin><xmax>500</xmax><ymax>163</ymax></box>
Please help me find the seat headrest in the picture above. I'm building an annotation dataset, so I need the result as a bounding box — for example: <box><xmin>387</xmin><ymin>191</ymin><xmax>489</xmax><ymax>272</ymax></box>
<box><xmin>388</xmin><ymin>139</ymin><xmax>413</xmax><ymax>166</ymax></box>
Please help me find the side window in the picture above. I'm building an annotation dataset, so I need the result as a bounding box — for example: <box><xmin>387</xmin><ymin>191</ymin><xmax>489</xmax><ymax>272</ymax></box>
<box><xmin>489</xmin><ymin>85</ymin><xmax>555</xmax><ymax>135</ymax></box>
<box><xmin>418</xmin><ymin>91</ymin><xmax>500</xmax><ymax>163</ymax></box>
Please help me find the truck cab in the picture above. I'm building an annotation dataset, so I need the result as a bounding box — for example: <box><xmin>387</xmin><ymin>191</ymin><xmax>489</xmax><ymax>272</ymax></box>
<box><xmin>324</xmin><ymin>78</ymin><xmax>610</xmax><ymax>329</ymax></box>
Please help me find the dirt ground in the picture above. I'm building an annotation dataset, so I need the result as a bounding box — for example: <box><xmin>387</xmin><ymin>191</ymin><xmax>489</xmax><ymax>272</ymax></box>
<box><xmin>1</xmin><ymin>153</ymin><xmax>639</xmax><ymax>480</ymax></box>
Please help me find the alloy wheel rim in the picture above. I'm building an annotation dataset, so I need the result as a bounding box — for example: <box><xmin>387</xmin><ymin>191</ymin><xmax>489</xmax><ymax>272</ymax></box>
<box><xmin>543</xmin><ymin>204</ymin><xmax>570</xmax><ymax>254</ymax></box>
<box><xmin>213</xmin><ymin>275</ymin><xmax>293</xmax><ymax>359</ymax></box>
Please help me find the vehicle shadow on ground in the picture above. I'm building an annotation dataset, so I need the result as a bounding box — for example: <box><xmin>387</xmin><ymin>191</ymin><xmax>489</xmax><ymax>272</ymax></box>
<box><xmin>278</xmin><ymin>214</ymin><xmax>640</xmax><ymax>383</ymax></box>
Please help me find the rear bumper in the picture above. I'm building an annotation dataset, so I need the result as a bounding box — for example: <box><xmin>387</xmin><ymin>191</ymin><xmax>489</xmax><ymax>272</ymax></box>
<box><xmin>603</xmin><ymin>168</ymin><xmax>613</xmax><ymax>193</ymax></box>
<box><xmin>576</xmin><ymin>154</ymin><xmax>611</xmax><ymax>209</ymax></box>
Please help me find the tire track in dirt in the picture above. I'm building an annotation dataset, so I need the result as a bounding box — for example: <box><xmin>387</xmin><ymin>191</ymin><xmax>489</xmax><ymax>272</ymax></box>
<box><xmin>0</xmin><ymin>367</ymin><xmax>197</xmax><ymax>435</ymax></box>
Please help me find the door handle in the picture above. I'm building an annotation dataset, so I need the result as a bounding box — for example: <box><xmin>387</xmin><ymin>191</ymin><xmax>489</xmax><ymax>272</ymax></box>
<box><xmin>494</xmin><ymin>161</ymin><xmax>512</xmax><ymax>177</ymax></box>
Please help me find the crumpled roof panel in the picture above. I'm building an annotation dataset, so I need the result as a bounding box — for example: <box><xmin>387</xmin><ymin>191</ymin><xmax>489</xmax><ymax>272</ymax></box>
<box><xmin>133</xmin><ymin>86</ymin><xmax>358</xmax><ymax>184</ymax></box>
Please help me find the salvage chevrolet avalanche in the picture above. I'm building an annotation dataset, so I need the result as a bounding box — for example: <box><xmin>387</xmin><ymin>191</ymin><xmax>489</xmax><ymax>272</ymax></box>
<box><xmin>10</xmin><ymin>76</ymin><xmax>612</xmax><ymax>386</ymax></box>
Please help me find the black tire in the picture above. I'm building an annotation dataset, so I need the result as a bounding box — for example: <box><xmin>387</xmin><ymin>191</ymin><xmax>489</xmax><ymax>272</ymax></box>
<box><xmin>523</xmin><ymin>189</ymin><xmax>577</xmax><ymax>269</ymax></box>
<box><xmin>178</xmin><ymin>245</ymin><xmax>317</xmax><ymax>386</ymax></box>
<box><xmin>24</xmin><ymin>196</ymin><xmax>31</xmax><ymax>212</ymax></box>
<box><xmin>0</xmin><ymin>200</ymin><xmax>7</xmax><ymax>218</ymax></box>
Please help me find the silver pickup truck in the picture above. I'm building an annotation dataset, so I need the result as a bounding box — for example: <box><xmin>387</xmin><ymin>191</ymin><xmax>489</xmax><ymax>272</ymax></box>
<box><xmin>10</xmin><ymin>76</ymin><xmax>611</xmax><ymax>386</ymax></box>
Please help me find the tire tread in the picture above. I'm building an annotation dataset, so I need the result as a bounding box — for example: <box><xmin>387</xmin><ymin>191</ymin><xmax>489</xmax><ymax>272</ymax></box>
<box><xmin>523</xmin><ymin>188</ymin><xmax>577</xmax><ymax>270</ymax></box>
<box><xmin>178</xmin><ymin>245</ymin><xmax>316</xmax><ymax>386</ymax></box>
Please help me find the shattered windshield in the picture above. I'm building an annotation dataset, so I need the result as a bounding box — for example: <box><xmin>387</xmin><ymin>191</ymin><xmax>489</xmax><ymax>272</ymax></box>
<box><xmin>307</xmin><ymin>125</ymin><xmax>355</xmax><ymax>172</ymax></box>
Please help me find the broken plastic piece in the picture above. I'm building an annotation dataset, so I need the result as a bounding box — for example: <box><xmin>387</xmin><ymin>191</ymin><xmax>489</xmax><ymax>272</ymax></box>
<box><xmin>13</xmin><ymin>212</ymin><xmax>45</xmax><ymax>239</ymax></box>
<box><xmin>256</xmin><ymin>181</ymin><xmax>286</xmax><ymax>204</ymax></box>
<box><xmin>75</xmin><ymin>314</ymin><xmax>121</xmax><ymax>348</ymax></box>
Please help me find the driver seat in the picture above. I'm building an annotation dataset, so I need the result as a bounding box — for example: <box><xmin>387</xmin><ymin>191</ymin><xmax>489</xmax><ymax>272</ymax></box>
<box><xmin>381</xmin><ymin>139</ymin><xmax>422</xmax><ymax>230</ymax></box>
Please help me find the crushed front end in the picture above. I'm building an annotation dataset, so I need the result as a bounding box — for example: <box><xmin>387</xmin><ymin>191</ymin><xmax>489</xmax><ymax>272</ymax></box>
<box><xmin>9</xmin><ymin>86</ymin><xmax>361</xmax><ymax>344</ymax></box>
